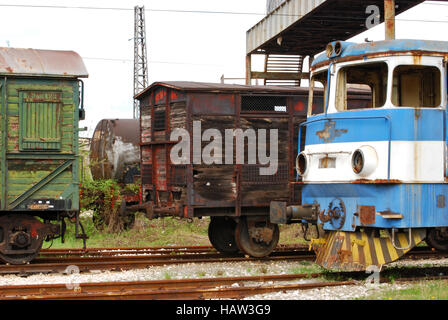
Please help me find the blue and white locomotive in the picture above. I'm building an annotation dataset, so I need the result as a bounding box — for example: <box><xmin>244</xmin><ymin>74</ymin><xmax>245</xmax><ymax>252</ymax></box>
<box><xmin>274</xmin><ymin>39</ymin><xmax>448</xmax><ymax>271</ymax></box>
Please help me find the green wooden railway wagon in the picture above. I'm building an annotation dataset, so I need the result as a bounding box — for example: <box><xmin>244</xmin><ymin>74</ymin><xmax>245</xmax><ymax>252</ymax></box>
<box><xmin>0</xmin><ymin>47</ymin><xmax>88</xmax><ymax>264</ymax></box>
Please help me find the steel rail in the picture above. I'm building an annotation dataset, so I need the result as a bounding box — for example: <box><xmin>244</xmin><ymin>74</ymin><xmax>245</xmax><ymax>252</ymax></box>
<box><xmin>0</xmin><ymin>254</ymin><xmax>317</xmax><ymax>275</ymax></box>
<box><xmin>39</xmin><ymin>244</ymin><xmax>309</xmax><ymax>257</ymax></box>
<box><xmin>0</xmin><ymin>273</ymin><xmax>350</xmax><ymax>300</ymax></box>
<box><xmin>4</xmin><ymin>270</ymin><xmax>448</xmax><ymax>300</ymax></box>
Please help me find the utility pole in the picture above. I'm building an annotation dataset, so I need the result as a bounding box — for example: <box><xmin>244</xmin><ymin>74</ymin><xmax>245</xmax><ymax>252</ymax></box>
<box><xmin>133</xmin><ymin>6</ymin><xmax>148</xmax><ymax>119</ymax></box>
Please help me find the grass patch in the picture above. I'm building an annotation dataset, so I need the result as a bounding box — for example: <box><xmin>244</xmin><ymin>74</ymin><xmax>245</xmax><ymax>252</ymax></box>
<box><xmin>47</xmin><ymin>213</ymin><xmax>210</xmax><ymax>249</ymax></box>
<box><xmin>359</xmin><ymin>280</ymin><xmax>448</xmax><ymax>300</ymax></box>
<box><xmin>289</xmin><ymin>263</ymin><xmax>325</xmax><ymax>276</ymax></box>
<box><xmin>46</xmin><ymin>213</ymin><xmax>311</xmax><ymax>249</ymax></box>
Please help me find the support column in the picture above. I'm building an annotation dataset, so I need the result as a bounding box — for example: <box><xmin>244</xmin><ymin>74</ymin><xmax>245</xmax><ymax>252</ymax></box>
<box><xmin>245</xmin><ymin>54</ymin><xmax>252</xmax><ymax>85</ymax></box>
<box><xmin>384</xmin><ymin>0</ymin><xmax>395</xmax><ymax>40</ymax></box>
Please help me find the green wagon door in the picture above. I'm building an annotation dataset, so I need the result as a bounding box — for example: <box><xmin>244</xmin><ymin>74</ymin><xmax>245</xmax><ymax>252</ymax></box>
<box><xmin>19</xmin><ymin>91</ymin><xmax>62</xmax><ymax>151</ymax></box>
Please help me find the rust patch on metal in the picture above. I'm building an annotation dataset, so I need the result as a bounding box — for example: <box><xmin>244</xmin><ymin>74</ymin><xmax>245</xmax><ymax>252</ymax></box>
<box><xmin>359</xmin><ymin>205</ymin><xmax>375</xmax><ymax>225</ymax></box>
<box><xmin>378</xmin><ymin>210</ymin><xmax>403</xmax><ymax>219</ymax></box>
<box><xmin>315</xmin><ymin>121</ymin><xmax>347</xmax><ymax>143</ymax></box>
<box><xmin>350</xmin><ymin>179</ymin><xmax>402</xmax><ymax>184</ymax></box>
<box><xmin>413</xmin><ymin>55</ymin><xmax>422</xmax><ymax>65</ymax></box>
<box><xmin>318</xmin><ymin>156</ymin><xmax>336</xmax><ymax>169</ymax></box>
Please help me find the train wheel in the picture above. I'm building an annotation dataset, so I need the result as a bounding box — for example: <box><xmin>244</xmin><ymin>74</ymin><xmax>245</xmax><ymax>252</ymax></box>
<box><xmin>208</xmin><ymin>217</ymin><xmax>239</xmax><ymax>254</ymax></box>
<box><xmin>0</xmin><ymin>238</ymin><xmax>43</xmax><ymax>265</ymax></box>
<box><xmin>235</xmin><ymin>217</ymin><xmax>279</xmax><ymax>258</ymax></box>
<box><xmin>426</xmin><ymin>228</ymin><xmax>448</xmax><ymax>252</ymax></box>
<box><xmin>0</xmin><ymin>214</ymin><xmax>48</xmax><ymax>265</ymax></box>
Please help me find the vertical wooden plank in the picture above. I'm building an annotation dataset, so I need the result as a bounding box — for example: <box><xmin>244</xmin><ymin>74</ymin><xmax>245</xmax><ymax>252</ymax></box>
<box><xmin>235</xmin><ymin>93</ymin><xmax>242</xmax><ymax>217</ymax></box>
<box><xmin>0</xmin><ymin>78</ymin><xmax>5</xmax><ymax>209</ymax></box>
<box><xmin>186</xmin><ymin>93</ymin><xmax>193</xmax><ymax>218</ymax></box>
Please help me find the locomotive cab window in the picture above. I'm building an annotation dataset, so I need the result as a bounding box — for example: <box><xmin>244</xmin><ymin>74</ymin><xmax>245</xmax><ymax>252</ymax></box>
<box><xmin>392</xmin><ymin>65</ymin><xmax>441</xmax><ymax>108</ymax></box>
<box><xmin>308</xmin><ymin>70</ymin><xmax>327</xmax><ymax>116</ymax></box>
<box><xmin>335</xmin><ymin>62</ymin><xmax>388</xmax><ymax>111</ymax></box>
<box><xmin>19</xmin><ymin>91</ymin><xmax>62</xmax><ymax>151</ymax></box>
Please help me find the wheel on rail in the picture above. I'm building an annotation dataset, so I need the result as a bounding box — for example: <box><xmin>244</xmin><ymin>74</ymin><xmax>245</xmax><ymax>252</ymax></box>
<box><xmin>426</xmin><ymin>228</ymin><xmax>448</xmax><ymax>252</ymax></box>
<box><xmin>208</xmin><ymin>216</ymin><xmax>239</xmax><ymax>254</ymax></box>
<box><xmin>0</xmin><ymin>214</ymin><xmax>54</xmax><ymax>265</ymax></box>
<box><xmin>235</xmin><ymin>217</ymin><xmax>279</xmax><ymax>258</ymax></box>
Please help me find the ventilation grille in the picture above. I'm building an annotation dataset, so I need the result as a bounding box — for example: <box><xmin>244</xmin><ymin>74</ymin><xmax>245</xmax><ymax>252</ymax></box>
<box><xmin>153</xmin><ymin>110</ymin><xmax>166</xmax><ymax>131</ymax></box>
<box><xmin>241</xmin><ymin>96</ymin><xmax>287</xmax><ymax>113</ymax></box>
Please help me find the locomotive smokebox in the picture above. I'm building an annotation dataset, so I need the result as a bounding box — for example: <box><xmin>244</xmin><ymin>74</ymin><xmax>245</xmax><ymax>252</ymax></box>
<box><xmin>90</xmin><ymin>119</ymin><xmax>140</xmax><ymax>184</ymax></box>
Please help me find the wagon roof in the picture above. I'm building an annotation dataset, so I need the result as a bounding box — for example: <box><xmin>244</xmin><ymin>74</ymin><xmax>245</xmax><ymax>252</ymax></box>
<box><xmin>0</xmin><ymin>47</ymin><xmax>88</xmax><ymax>78</ymax></box>
<box><xmin>135</xmin><ymin>81</ymin><xmax>310</xmax><ymax>99</ymax></box>
<box><xmin>312</xmin><ymin>39</ymin><xmax>448</xmax><ymax>69</ymax></box>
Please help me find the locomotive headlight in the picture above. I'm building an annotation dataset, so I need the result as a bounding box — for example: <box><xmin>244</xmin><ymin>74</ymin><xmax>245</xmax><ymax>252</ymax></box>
<box><xmin>351</xmin><ymin>146</ymin><xmax>378</xmax><ymax>176</ymax></box>
<box><xmin>296</xmin><ymin>152</ymin><xmax>309</xmax><ymax>176</ymax></box>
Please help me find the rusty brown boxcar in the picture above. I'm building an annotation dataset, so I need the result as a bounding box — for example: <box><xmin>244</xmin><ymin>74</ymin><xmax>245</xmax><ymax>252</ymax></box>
<box><xmin>134</xmin><ymin>82</ymin><xmax>321</xmax><ymax>257</ymax></box>
<box><xmin>134</xmin><ymin>82</ymin><xmax>370</xmax><ymax>257</ymax></box>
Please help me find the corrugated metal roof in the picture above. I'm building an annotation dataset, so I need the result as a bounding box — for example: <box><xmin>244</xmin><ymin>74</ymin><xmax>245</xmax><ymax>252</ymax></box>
<box><xmin>246</xmin><ymin>0</ymin><xmax>425</xmax><ymax>56</ymax></box>
<box><xmin>0</xmin><ymin>47</ymin><xmax>88</xmax><ymax>78</ymax></box>
<box><xmin>135</xmin><ymin>81</ymin><xmax>310</xmax><ymax>99</ymax></box>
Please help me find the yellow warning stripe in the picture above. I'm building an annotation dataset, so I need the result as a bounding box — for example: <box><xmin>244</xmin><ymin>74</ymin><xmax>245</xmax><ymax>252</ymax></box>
<box><xmin>385</xmin><ymin>236</ymin><xmax>399</xmax><ymax>261</ymax></box>
<box><xmin>373</xmin><ymin>237</ymin><xmax>386</xmax><ymax>265</ymax></box>
<box><xmin>362</xmin><ymin>232</ymin><xmax>373</xmax><ymax>267</ymax></box>
<box><xmin>413</xmin><ymin>231</ymin><xmax>422</xmax><ymax>245</ymax></box>
<box><xmin>397</xmin><ymin>232</ymin><xmax>409</xmax><ymax>252</ymax></box>
<box><xmin>350</xmin><ymin>233</ymin><xmax>359</xmax><ymax>263</ymax></box>
<box><xmin>315</xmin><ymin>229</ymin><xmax>427</xmax><ymax>271</ymax></box>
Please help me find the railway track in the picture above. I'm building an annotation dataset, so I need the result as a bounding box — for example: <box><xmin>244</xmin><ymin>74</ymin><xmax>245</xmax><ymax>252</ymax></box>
<box><xmin>39</xmin><ymin>244</ymin><xmax>309</xmax><ymax>257</ymax></box>
<box><xmin>0</xmin><ymin>245</ymin><xmax>313</xmax><ymax>275</ymax></box>
<box><xmin>2</xmin><ymin>266</ymin><xmax>448</xmax><ymax>300</ymax></box>
<box><xmin>0</xmin><ymin>245</ymin><xmax>446</xmax><ymax>276</ymax></box>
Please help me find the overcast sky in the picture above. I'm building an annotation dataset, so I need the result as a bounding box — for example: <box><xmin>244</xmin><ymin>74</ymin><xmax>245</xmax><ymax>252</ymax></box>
<box><xmin>0</xmin><ymin>0</ymin><xmax>447</xmax><ymax>137</ymax></box>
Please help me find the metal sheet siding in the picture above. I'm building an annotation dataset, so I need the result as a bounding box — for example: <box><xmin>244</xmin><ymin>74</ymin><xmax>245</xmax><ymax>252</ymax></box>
<box><xmin>302</xmin><ymin>183</ymin><xmax>448</xmax><ymax>230</ymax></box>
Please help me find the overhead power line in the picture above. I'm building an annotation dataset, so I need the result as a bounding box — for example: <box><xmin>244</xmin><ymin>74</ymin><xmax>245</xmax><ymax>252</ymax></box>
<box><xmin>0</xmin><ymin>4</ymin><xmax>266</xmax><ymax>15</ymax></box>
<box><xmin>82</xmin><ymin>57</ymin><xmax>223</xmax><ymax>67</ymax></box>
<box><xmin>0</xmin><ymin>3</ymin><xmax>447</xmax><ymax>24</ymax></box>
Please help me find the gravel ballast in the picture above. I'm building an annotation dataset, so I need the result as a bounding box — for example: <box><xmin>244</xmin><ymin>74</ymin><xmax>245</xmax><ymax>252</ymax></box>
<box><xmin>1</xmin><ymin>257</ymin><xmax>447</xmax><ymax>300</ymax></box>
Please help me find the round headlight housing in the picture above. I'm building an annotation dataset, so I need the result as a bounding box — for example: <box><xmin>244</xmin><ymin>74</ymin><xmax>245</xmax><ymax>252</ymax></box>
<box><xmin>296</xmin><ymin>152</ymin><xmax>308</xmax><ymax>176</ymax></box>
<box><xmin>351</xmin><ymin>146</ymin><xmax>378</xmax><ymax>177</ymax></box>
<box><xmin>352</xmin><ymin>150</ymin><xmax>364</xmax><ymax>174</ymax></box>
<box><xmin>326</xmin><ymin>43</ymin><xmax>334</xmax><ymax>58</ymax></box>
<box><xmin>334</xmin><ymin>41</ymin><xmax>343</xmax><ymax>56</ymax></box>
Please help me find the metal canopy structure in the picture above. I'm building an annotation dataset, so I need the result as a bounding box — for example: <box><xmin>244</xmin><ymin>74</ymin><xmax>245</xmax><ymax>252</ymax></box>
<box><xmin>247</xmin><ymin>0</ymin><xmax>426</xmax><ymax>57</ymax></box>
<box><xmin>245</xmin><ymin>0</ymin><xmax>440</xmax><ymax>85</ymax></box>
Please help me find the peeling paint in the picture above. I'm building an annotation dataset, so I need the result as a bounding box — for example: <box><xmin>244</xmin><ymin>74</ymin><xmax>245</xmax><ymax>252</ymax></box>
<box><xmin>315</xmin><ymin>120</ymin><xmax>348</xmax><ymax>143</ymax></box>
